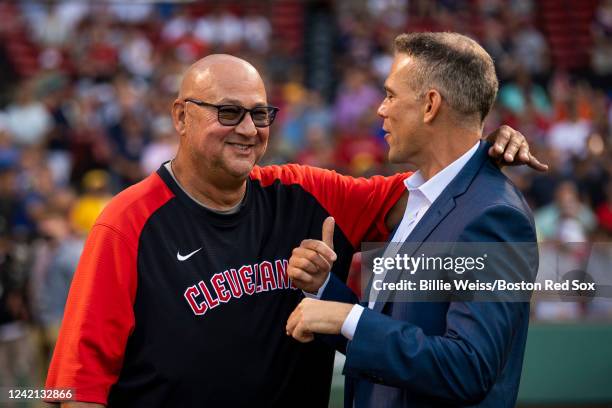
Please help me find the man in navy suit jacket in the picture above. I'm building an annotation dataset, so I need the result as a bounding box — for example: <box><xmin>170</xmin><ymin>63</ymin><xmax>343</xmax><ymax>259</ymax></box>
<box><xmin>285</xmin><ymin>32</ymin><xmax>539</xmax><ymax>408</ymax></box>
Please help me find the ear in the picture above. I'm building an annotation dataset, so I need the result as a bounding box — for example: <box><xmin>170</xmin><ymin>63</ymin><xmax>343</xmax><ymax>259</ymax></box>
<box><xmin>423</xmin><ymin>90</ymin><xmax>442</xmax><ymax>124</ymax></box>
<box><xmin>171</xmin><ymin>99</ymin><xmax>186</xmax><ymax>136</ymax></box>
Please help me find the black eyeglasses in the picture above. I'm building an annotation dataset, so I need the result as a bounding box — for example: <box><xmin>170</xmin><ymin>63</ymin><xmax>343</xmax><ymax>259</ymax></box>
<box><xmin>184</xmin><ymin>98</ymin><xmax>279</xmax><ymax>128</ymax></box>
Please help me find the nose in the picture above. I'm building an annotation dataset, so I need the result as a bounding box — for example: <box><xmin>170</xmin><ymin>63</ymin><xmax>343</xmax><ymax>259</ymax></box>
<box><xmin>235</xmin><ymin>111</ymin><xmax>258</xmax><ymax>137</ymax></box>
<box><xmin>377</xmin><ymin>101</ymin><xmax>387</xmax><ymax>118</ymax></box>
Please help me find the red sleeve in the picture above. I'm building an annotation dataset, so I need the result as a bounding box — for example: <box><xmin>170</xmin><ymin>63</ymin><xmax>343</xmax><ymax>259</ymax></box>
<box><xmin>45</xmin><ymin>224</ymin><xmax>137</xmax><ymax>404</ymax></box>
<box><xmin>250</xmin><ymin>164</ymin><xmax>410</xmax><ymax>248</ymax></box>
<box><xmin>45</xmin><ymin>173</ymin><xmax>173</xmax><ymax>405</ymax></box>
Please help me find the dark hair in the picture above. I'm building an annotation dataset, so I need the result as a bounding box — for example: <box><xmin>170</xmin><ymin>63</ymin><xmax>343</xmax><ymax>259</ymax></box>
<box><xmin>394</xmin><ymin>32</ymin><xmax>498</xmax><ymax>123</ymax></box>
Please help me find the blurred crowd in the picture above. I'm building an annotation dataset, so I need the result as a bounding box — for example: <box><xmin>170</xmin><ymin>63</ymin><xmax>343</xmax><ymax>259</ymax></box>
<box><xmin>0</xmin><ymin>0</ymin><xmax>611</xmax><ymax>395</ymax></box>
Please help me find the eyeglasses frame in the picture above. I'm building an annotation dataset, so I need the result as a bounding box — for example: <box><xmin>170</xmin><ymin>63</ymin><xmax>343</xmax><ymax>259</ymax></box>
<box><xmin>184</xmin><ymin>98</ymin><xmax>279</xmax><ymax>128</ymax></box>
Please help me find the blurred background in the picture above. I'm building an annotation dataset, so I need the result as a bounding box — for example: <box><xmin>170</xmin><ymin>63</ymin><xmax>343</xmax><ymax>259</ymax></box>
<box><xmin>0</xmin><ymin>0</ymin><xmax>610</xmax><ymax>407</ymax></box>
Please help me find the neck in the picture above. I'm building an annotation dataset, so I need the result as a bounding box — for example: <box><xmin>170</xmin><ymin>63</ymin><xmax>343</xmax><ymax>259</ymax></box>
<box><xmin>171</xmin><ymin>155</ymin><xmax>247</xmax><ymax>211</ymax></box>
<box><xmin>413</xmin><ymin>128</ymin><xmax>481</xmax><ymax>181</ymax></box>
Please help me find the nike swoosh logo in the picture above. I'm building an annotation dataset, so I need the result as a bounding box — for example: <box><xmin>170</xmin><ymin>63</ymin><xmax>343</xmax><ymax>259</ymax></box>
<box><xmin>177</xmin><ymin>247</ymin><xmax>203</xmax><ymax>261</ymax></box>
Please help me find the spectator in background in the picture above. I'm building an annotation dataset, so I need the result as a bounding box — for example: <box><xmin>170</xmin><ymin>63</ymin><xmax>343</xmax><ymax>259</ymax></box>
<box><xmin>4</xmin><ymin>80</ymin><xmax>52</xmax><ymax>147</ymax></box>
<box><xmin>511</xmin><ymin>18</ymin><xmax>550</xmax><ymax>78</ymax></box>
<box><xmin>482</xmin><ymin>17</ymin><xmax>516</xmax><ymax>80</ymax></box>
<box><xmin>525</xmin><ymin>148</ymin><xmax>564</xmax><ymax>208</ymax></box>
<box><xmin>281</xmin><ymin>88</ymin><xmax>332</xmax><ymax>153</ymax></box>
<box><xmin>548</xmin><ymin>99</ymin><xmax>592</xmax><ymax>161</ymax></box>
<box><xmin>70</xmin><ymin>170</ymin><xmax>112</xmax><ymax>236</ymax></box>
<box><xmin>333</xmin><ymin>68</ymin><xmax>381</xmax><ymax>133</ymax></box>
<box><xmin>108</xmin><ymin>2</ymin><xmax>153</xmax><ymax>24</ymax></box>
<box><xmin>140</xmin><ymin>116</ymin><xmax>178</xmax><ymax>175</ymax></box>
<box><xmin>335</xmin><ymin>131</ymin><xmax>386</xmax><ymax>176</ymax></box>
<box><xmin>0</xmin><ymin>118</ymin><xmax>20</xmax><ymax>171</ymax></box>
<box><xmin>75</xmin><ymin>18</ymin><xmax>119</xmax><ymax>81</ymax></box>
<box><xmin>194</xmin><ymin>6</ymin><xmax>243</xmax><ymax>51</ymax></box>
<box><xmin>592</xmin><ymin>0</ymin><xmax>612</xmax><ymax>87</ymax></box>
<box><xmin>573</xmin><ymin>142</ymin><xmax>610</xmax><ymax>208</ymax></box>
<box><xmin>161</xmin><ymin>7</ymin><xmax>193</xmax><ymax>44</ymax></box>
<box><xmin>596</xmin><ymin>180</ymin><xmax>612</xmax><ymax>234</ymax></box>
<box><xmin>295</xmin><ymin>125</ymin><xmax>336</xmax><ymax>169</ymax></box>
<box><xmin>30</xmin><ymin>208</ymin><xmax>83</xmax><ymax>372</ymax></box>
<box><xmin>371</xmin><ymin>32</ymin><xmax>395</xmax><ymax>82</ymax></box>
<box><xmin>0</xmin><ymin>234</ymin><xmax>34</xmax><ymax>393</ymax></box>
<box><xmin>16</xmin><ymin>148</ymin><xmax>57</xmax><ymax>232</ymax></box>
<box><xmin>107</xmin><ymin>113</ymin><xmax>149</xmax><ymax>188</ymax></box>
<box><xmin>38</xmin><ymin>72</ymin><xmax>74</xmax><ymax>187</ymax></box>
<box><xmin>592</xmin><ymin>30</ymin><xmax>612</xmax><ymax>78</ymax></box>
<box><xmin>38</xmin><ymin>212</ymin><xmax>83</xmax><ymax>323</ymax></box>
<box><xmin>593</xmin><ymin>0</ymin><xmax>612</xmax><ymax>38</ymax></box>
<box><xmin>243</xmin><ymin>10</ymin><xmax>272</xmax><ymax>53</ymax></box>
<box><xmin>119</xmin><ymin>27</ymin><xmax>155</xmax><ymax>80</ymax></box>
<box><xmin>366</xmin><ymin>0</ymin><xmax>407</xmax><ymax>30</ymax></box>
<box><xmin>552</xmin><ymin>81</ymin><xmax>597</xmax><ymax>123</ymax></box>
<box><xmin>584</xmin><ymin>232</ymin><xmax>612</xmax><ymax>318</ymax></box>
<box><xmin>337</xmin><ymin>14</ymin><xmax>378</xmax><ymax>67</ymax></box>
<box><xmin>22</xmin><ymin>1</ymin><xmax>89</xmax><ymax>47</ymax></box>
<box><xmin>0</xmin><ymin>168</ymin><xmax>26</xmax><ymax>241</ymax></box>
<box><xmin>534</xmin><ymin>180</ymin><xmax>594</xmax><ymax>321</ymax></box>
<box><xmin>498</xmin><ymin>67</ymin><xmax>551</xmax><ymax>117</ymax></box>
<box><xmin>32</xmin><ymin>5</ymin><xmax>73</xmax><ymax>47</ymax></box>
<box><xmin>67</xmin><ymin>95</ymin><xmax>113</xmax><ymax>185</ymax></box>
<box><xmin>535</xmin><ymin>181</ymin><xmax>596</xmax><ymax>241</ymax></box>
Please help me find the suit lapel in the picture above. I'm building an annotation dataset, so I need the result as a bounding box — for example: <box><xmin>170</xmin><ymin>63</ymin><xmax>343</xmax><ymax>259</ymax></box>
<box><xmin>372</xmin><ymin>199</ymin><xmax>456</xmax><ymax>311</ymax></box>
<box><xmin>373</xmin><ymin>141</ymin><xmax>490</xmax><ymax>312</ymax></box>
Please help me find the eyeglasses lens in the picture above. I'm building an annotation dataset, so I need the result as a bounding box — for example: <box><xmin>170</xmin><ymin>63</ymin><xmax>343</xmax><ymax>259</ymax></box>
<box><xmin>214</xmin><ymin>103</ymin><xmax>277</xmax><ymax>127</ymax></box>
<box><xmin>218</xmin><ymin>106</ymin><xmax>244</xmax><ymax>125</ymax></box>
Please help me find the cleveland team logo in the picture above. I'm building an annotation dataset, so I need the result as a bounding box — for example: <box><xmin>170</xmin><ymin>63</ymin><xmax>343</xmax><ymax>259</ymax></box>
<box><xmin>184</xmin><ymin>259</ymin><xmax>296</xmax><ymax>315</ymax></box>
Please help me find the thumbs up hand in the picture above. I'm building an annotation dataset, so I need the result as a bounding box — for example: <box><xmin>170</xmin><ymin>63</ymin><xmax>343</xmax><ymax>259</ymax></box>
<box><xmin>288</xmin><ymin>217</ymin><xmax>337</xmax><ymax>294</ymax></box>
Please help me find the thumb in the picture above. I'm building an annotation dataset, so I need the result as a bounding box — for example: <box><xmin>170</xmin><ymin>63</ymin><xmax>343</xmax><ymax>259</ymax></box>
<box><xmin>322</xmin><ymin>216</ymin><xmax>335</xmax><ymax>250</ymax></box>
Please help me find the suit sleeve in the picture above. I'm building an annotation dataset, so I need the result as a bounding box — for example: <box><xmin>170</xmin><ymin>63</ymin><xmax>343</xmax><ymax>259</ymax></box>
<box><xmin>343</xmin><ymin>205</ymin><xmax>538</xmax><ymax>404</ymax></box>
<box><xmin>45</xmin><ymin>224</ymin><xmax>137</xmax><ymax>405</ymax></box>
<box><xmin>251</xmin><ymin>164</ymin><xmax>409</xmax><ymax>247</ymax></box>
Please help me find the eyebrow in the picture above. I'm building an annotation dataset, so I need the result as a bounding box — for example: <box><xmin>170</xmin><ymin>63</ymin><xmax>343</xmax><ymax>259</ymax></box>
<box><xmin>217</xmin><ymin>98</ymin><xmax>268</xmax><ymax>107</ymax></box>
<box><xmin>383</xmin><ymin>84</ymin><xmax>395</xmax><ymax>95</ymax></box>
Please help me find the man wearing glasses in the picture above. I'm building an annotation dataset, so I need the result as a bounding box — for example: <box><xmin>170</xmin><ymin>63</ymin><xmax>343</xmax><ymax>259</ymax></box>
<box><xmin>46</xmin><ymin>54</ymin><xmax>543</xmax><ymax>408</ymax></box>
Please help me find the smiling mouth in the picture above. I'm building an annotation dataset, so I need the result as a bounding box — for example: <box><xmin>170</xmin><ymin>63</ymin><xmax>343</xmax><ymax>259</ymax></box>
<box><xmin>226</xmin><ymin>142</ymin><xmax>255</xmax><ymax>151</ymax></box>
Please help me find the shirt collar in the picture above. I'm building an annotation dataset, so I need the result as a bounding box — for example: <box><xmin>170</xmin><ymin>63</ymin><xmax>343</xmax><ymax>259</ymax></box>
<box><xmin>404</xmin><ymin>141</ymin><xmax>480</xmax><ymax>204</ymax></box>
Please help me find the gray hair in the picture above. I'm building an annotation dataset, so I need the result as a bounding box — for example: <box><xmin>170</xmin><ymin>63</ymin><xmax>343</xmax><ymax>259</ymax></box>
<box><xmin>394</xmin><ymin>32</ymin><xmax>498</xmax><ymax>123</ymax></box>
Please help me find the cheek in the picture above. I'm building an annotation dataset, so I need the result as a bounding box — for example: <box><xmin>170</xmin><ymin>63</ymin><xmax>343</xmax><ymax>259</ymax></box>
<box><xmin>387</xmin><ymin>104</ymin><xmax>402</xmax><ymax>126</ymax></box>
<box><xmin>258</xmin><ymin>130</ymin><xmax>270</xmax><ymax>146</ymax></box>
<box><xmin>185</xmin><ymin>111</ymin><xmax>217</xmax><ymax>135</ymax></box>
<box><xmin>188</xmin><ymin>128</ymin><xmax>226</xmax><ymax>156</ymax></box>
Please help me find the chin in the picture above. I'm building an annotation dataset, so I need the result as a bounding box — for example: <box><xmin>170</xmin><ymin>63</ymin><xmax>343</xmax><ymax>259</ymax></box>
<box><xmin>387</xmin><ymin>150</ymin><xmax>400</xmax><ymax>164</ymax></box>
<box><xmin>225</xmin><ymin>160</ymin><xmax>257</xmax><ymax>179</ymax></box>
<box><xmin>388</xmin><ymin>150</ymin><xmax>409</xmax><ymax>164</ymax></box>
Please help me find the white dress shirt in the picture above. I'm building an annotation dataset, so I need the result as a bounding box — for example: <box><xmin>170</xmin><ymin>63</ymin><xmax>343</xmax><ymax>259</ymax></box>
<box><xmin>341</xmin><ymin>142</ymin><xmax>480</xmax><ymax>340</ymax></box>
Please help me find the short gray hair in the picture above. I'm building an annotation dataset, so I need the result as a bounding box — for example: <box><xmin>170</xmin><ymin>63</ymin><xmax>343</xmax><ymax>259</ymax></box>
<box><xmin>394</xmin><ymin>32</ymin><xmax>498</xmax><ymax>123</ymax></box>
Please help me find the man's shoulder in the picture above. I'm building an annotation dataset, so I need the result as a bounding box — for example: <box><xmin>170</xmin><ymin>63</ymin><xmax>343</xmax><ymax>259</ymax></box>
<box><xmin>470</xmin><ymin>159</ymin><xmax>532</xmax><ymax>216</ymax></box>
<box><xmin>94</xmin><ymin>172</ymin><xmax>174</xmax><ymax>235</ymax></box>
<box><xmin>454</xmin><ymin>160</ymin><xmax>537</xmax><ymax>243</ymax></box>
